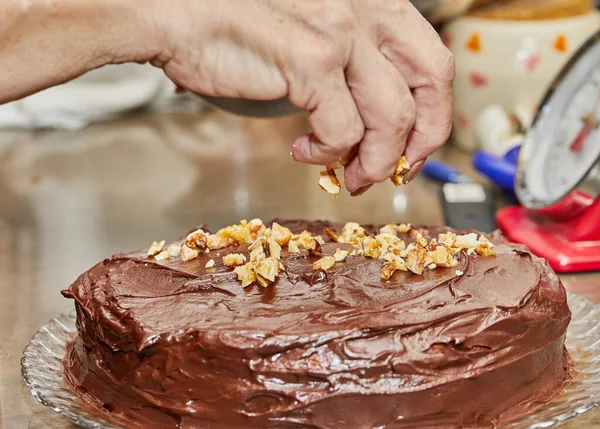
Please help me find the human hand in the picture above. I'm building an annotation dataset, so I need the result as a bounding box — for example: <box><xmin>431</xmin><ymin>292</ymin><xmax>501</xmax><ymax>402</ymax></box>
<box><xmin>153</xmin><ymin>0</ymin><xmax>455</xmax><ymax>193</ymax></box>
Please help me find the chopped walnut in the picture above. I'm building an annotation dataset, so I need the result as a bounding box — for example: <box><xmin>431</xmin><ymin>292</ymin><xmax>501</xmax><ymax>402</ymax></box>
<box><xmin>390</xmin><ymin>175</ymin><xmax>403</xmax><ymax>187</ymax></box>
<box><xmin>249</xmin><ymin>236</ymin><xmax>282</xmax><ymax>260</ymax></box>
<box><xmin>339</xmin><ymin>222</ymin><xmax>366</xmax><ymax>243</ymax></box>
<box><xmin>186</xmin><ymin>229</ymin><xmax>208</xmax><ymax>251</ymax></box>
<box><xmin>256</xmin><ymin>257</ymin><xmax>279</xmax><ymax>283</ymax></box>
<box><xmin>248</xmin><ymin>218</ymin><xmax>264</xmax><ymax>233</ymax></box>
<box><xmin>415</xmin><ymin>232</ymin><xmax>428</xmax><ymax>248</ymax></box>
<box><xmin>333</xmin><ymin>248</ymin><xmax>349</xmax><ymax>262</ymax></box>
<box><xmin>181</xmin><ymin>245</ymin><xmax>200</xmax><ymax>262</ymax></box>
<box><xmin>394</xmin><ymin>156</ymin><xmax>411</xmax><ymax>176</ymax></box>
<box><xmin>234</xmin><ymin>263</ymin><xmax>257</xmax><ymax>287</ymax></box>
<box><xmin>313</xmin><ymin>256</ymin><xmax>336</xmax><ymax>271</ymax></box>
<box><xmin>405</xmin><ymin>244</ymin><xmax>428</xmax><ymax>275</ymax></box>
<box><xmin>375</xmin><ymin>233</ymin><xmax>404</xmax><ymax>254</ymax></box>
<box><xmin>456</xmin><ymin>270</ymin><xmax>464</xmax><ymax>276</ymax></box>
<box><xmin>438</xmin><ymin>231</ymin><xmax>457</xmax><ymax>247</ymax></box>
<box><xmin>169</xmin><ymin>219</ymin><xmax>497</xmax><ymax>287</ymax></box>
<box><xmin>381</xmin><ymin>262</ymin><xmax>396</xmax><ymax>280</ymax></box>
<box><xmin>268</xmin><ymin>238</ymin><xmax>282</xmax><ymax>260</ymax></box>
<box><xmin>168</xmin><ymin>244</ymin><xmax>182</xmax><ymax>258</ymax></box>
<box><xmin>155</xmin><ymin>250</ymin><xmax>170</xmax><ymax>261</ymax></box>
<box><xmin>271</xmin><ymin>222</ymin><xmax>293</xmax><ymax>246</ymax></box>
<box><xmin>223</xmin><ymin>253</ymin><xmax>247</xmax><ymax>267</ymax></box>
<box><xmin>324</xmin><ymin>228</ymin><xmax>339</xmax><ymax>242</ymax></box>
<box><xmin>216</xmin><ymin>220</ymin><xmax>256</xmax><ymax>245</ymax></box>
<box><xmin>380</xmin><ymin>253</ymin><xmax>408</xmax><ymax>279</ymax></box>
<box><xmin>287</xmin><ymin>239</ymin><xmax>300</xmax><ymax>254</ymax></box>
<box><xmin>297</xmin><ymin>231</ymin><xmax>322</xmax><ymax>255</ymax></box>
<box><xmin>390</xmin><ymin>156</ymin><xmax>411</xmax><ymax>186</ymax></box>
<box><xmin>250</xmin><ymin>245</ymin><xmax>266</xmax><ymax>263</ymax></box>
<box><xmin>476</xmin><ymin>235</ymin><xmax>496</xmax><ymax>256</ymax></box>
<box><xmin>308</xmin><ymin>240</ymin><xmax>323</xmax><ymax>256</ymax></box>
<box><xmin>454</xmin><ymin>233</ymin><xmax>480</xmax><ymax>249</ymax></box>
<box><xmin>379</xmin><ymin>224</ymin><xmax>397</xmax><ymax>236</ymax></box>
<box><xmin>427</xmin><ymin>245</ymin><xmax>458</xmax><ymax>268</ymax></box>
<box><xmin>426</xmin><ymin>238</ymin><xmax>438</xmax><ymax>252</ymax></box>
<box><xmin>319</xmin><ymin>168</ymin><xmax>341</xmax><ymax>198</ymax></box>
<box><xmin>207</xmin><ymin>234</ymin><xmax>230</xmax><ymax>250</ymax></box>
<box><xmin>147</xmin><ymin>240</ymin><xmax>165</xmax><ymax>256</ymax></box>
<box><xmin>256</xmin><ymin>274</ymin><xmax>271</xmax><ymax>288</ymax></box>
<box><xmin>362</xmin><ymin>236</ymin><xmax>382</xmax><ymax>259</ymax></box>
<box><xmin>397</xmin><ymin>223</ymin><xmax>412</xmax><ymax>233</ymax></box>
<box><xmin>248</xmin><ymin>236</ymin><xmax>265</xmax><ymax>252</ymax></box>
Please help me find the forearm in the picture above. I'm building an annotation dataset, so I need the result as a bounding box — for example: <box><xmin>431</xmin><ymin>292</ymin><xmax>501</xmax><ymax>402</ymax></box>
<box><xmin>0</xmin><ymin>0</ymin><xmax>161</xmax><ymax>104</ymax></box>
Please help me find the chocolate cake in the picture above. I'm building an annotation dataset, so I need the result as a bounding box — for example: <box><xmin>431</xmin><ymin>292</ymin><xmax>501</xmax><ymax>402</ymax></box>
<box><xmin>62</xmin><ymin>219</ymin><xmax>572</xmax><ymax>429</ymax></box>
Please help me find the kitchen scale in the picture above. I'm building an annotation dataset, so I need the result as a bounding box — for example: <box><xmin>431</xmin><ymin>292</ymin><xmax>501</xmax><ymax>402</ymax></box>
<box><xmin>496</xmin><ymin>29</ymin><xmax>600</xmax><ymax>273</ymax></box>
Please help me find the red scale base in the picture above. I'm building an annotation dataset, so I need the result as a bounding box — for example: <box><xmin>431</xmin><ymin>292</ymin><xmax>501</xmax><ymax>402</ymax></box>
<box><xmin>497</xmin><ymin>191</ymin><xmax>600</xmax><ymax>273</ymax></box>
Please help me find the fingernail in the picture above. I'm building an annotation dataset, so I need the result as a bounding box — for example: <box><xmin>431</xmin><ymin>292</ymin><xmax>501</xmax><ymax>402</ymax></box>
<box><xmin>351</xmin><ymin>184</ymin><xmax>373</xmax><ymax>197</ymax></box>
<box><xmin>402</xmin><ymin>159</ymin><xmax>426</xmax><ymax>184</ymax></box>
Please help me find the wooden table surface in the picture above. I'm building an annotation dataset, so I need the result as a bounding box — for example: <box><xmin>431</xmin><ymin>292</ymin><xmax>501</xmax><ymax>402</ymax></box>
<box><xmin>0</xmin><ymin>111</ymin><xmax>598</xmax><ymax>428</ymax></box>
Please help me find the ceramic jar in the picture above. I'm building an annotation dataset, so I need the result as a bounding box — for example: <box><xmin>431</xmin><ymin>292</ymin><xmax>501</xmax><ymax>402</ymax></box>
<box><xmin>443</xmin><ymin>8</ymin><xmax>600</xmax><ymax>152</ymax></box>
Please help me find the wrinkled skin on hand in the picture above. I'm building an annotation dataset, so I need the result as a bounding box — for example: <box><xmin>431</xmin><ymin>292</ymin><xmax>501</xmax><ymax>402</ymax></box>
<box><xmin>154</xmin><ymin>0</ymin><xmax>455</xmax><ymax>192</ymax></box>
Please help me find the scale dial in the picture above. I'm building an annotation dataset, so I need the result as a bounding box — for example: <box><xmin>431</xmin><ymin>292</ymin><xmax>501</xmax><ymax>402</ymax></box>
<box><xmin>517</xmin><ymin>31</ymin><xmax>600</xmax><ymax>208</ymax></box>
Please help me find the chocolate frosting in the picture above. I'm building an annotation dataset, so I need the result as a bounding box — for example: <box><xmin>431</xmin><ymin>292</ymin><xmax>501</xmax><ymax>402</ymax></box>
<box><xmin>62</xmin><ymin>220</ymin><xmax>572</xmax><ymax>428</ymax></box>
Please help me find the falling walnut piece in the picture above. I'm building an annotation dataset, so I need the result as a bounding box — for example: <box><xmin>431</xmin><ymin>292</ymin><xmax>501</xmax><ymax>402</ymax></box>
<box><xmin>319</xmin><ymin>168</ymin><xmax>341</xmax><ymax>198</ymax></box>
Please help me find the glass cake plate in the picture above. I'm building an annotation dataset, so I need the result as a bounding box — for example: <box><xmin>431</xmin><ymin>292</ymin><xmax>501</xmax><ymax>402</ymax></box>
<box><xmin>22</xmin><ymin>292</ymin><xmax>600</xmax><ymax>429</ymax></box>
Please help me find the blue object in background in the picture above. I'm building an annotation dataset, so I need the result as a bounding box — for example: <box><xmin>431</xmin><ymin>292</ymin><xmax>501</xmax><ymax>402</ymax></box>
<box><xmin>503</xmin><ymin>146</ymin><xmax>521</xmax><ymax>166</ymax></box>
<box><xmin>472</xmin><ymin>150</ymin><xmax>517</xmax><ymax>191</ymax></box>
<box><xmin>422</xmin><ymin>159</ymin><xmax>472</xmax><ymax>184</ymax></box>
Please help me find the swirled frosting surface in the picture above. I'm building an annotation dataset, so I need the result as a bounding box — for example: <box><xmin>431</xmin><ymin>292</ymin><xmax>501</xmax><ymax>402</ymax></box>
<box><xmin>62</xmin><ymin>220</ymin><xmax>572</xmax><ymax>428</ymax></box>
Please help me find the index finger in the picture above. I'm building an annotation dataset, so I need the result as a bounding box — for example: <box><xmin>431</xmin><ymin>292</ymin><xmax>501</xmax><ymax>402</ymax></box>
<box><xmin>375</xmin><ymin>2</ymin><xmax>455</xmax><ymax>164</ymax></box>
